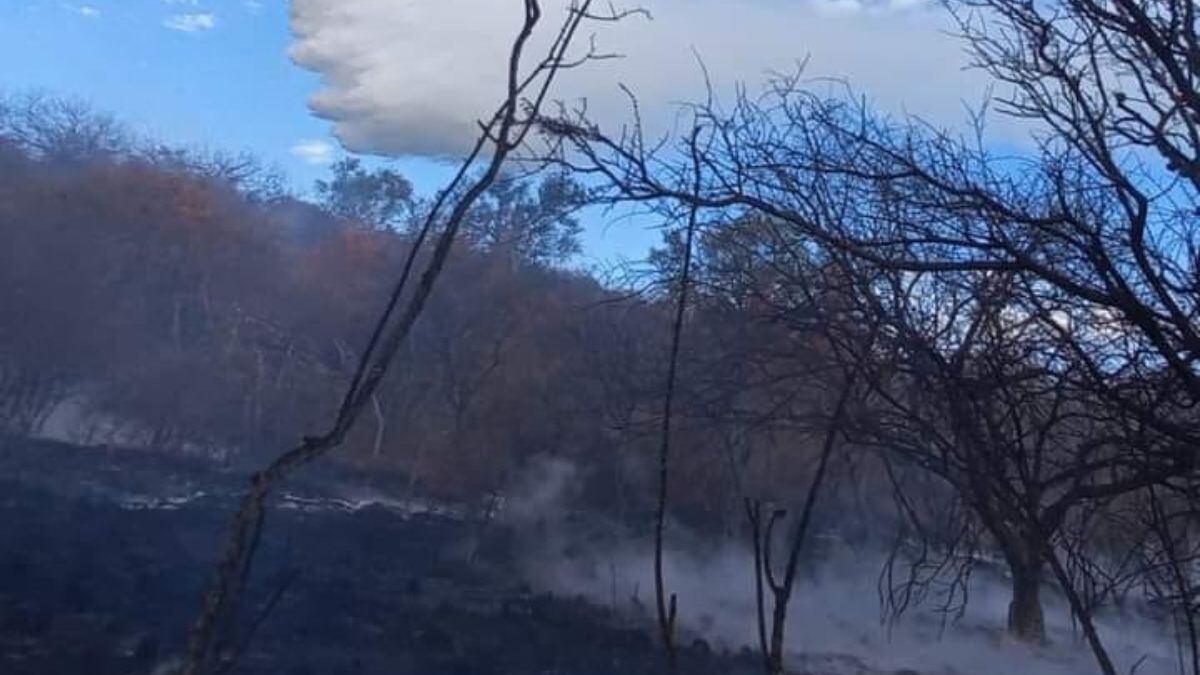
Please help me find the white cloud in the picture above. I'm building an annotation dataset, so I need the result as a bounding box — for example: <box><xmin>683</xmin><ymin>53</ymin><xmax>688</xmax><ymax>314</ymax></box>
<box><xmin>164</xmin><ymin>0</ymin><xmax>201</xmax><ymax>5</ymax></box>
<box><xmin>289</xmin><ymin>0</ymin><xmax>993</xmax><ymax>158</ymax></box>
<box><xmin>164</xmin><ymin>12</ymin><xmax>216</xmax><ymax>32</ymax></box>
<box><xmin>245</xmin><ymin>0</ymin><xmax>265</xmax><ymax>13</ymax></box>
<box><xmin>62</xmin><ymin>3</ymin><xmax>100</xmax><ymax>18</ymax></box>
<box><xmin>290</xmin><ymin>139</ymin><xmax>337</xmax><ymax>165</ymax></box>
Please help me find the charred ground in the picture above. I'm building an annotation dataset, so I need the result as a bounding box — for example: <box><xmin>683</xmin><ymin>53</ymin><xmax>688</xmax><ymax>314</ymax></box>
<box><xmin>0</xmin><ymin>435</ymin><xmax>772</xmax><ymax>675</ymax></box>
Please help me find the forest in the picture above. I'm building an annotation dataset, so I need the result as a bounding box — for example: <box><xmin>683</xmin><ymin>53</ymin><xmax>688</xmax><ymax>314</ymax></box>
<box><xmin>1</xmin><ymin>0</ymin><xmax>1198</xmax><ymax>674</ymax></box>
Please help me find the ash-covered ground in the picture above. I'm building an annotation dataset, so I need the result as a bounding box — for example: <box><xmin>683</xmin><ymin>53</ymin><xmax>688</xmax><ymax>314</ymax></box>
<box><xmin>0</xmin><ymin>436</ymin><xmax>1172</xmax><ymax>675</ymax></box>
<box><xmin>0</xmin><ymin>436</ymin><xmax>772</xmax><ymax>675</ymax></box>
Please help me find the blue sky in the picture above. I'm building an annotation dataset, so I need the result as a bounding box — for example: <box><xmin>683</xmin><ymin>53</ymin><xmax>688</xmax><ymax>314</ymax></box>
<box><xmin>0</xmin><ymin>0</ymin><xmax>662</xmax><ymax>264</ymax></box>
<box><xmin>1</xmin><ymin>2</ymin><xmax>336</xmax><ymax>186</ymax></box>
<box><xmin>0</xmin><ymin>0</ymin><xmax>985</xmax><ymax>265</ymax></box>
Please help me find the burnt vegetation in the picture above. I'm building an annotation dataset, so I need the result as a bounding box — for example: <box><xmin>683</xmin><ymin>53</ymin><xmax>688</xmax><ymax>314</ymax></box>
<box><xmin>2</xmin><ymin>0</ymin><xmax>1199</xmax><ymax>674</ymax></box>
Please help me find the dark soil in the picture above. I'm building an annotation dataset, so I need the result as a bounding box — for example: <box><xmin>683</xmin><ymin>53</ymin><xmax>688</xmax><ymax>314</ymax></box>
<box><xmin>0</xmin><ymin>436</ymin><xmax>756</xmax><ymax>675</ymax></box>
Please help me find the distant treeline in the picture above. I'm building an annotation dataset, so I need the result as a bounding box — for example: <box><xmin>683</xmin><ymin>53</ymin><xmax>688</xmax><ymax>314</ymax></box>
<box><xmin>0</xmin><ymin>93</ymin><xmax>852</xmax><ymax>532</ymax></box>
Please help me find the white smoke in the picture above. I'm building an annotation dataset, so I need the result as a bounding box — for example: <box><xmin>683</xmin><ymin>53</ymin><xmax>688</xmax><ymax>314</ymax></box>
<box><xmin>289</xmin><ymin>0</ymin><xmax>992</xmax><ymax>158</ymax></box>
<box><xmin>500</xmin><ymin>458</ymin><xmax>1180</xmax><ymax>675</ymax></box>
<box><xmin>526</xmin><ymin>538</ymin><xmax>1177</xmax><ymax>675</ymax></box>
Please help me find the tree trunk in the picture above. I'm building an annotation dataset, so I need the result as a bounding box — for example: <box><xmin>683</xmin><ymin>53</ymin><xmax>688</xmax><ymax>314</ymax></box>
<box><xmin>370</xmin><ymin>393</ymin><xmax>386</xmax><ymax>458</ymax></box>
<box><xmin>1007</xmin><ymin>557</ymin><xmax>1045</xmax><ymax>642</ymax></box>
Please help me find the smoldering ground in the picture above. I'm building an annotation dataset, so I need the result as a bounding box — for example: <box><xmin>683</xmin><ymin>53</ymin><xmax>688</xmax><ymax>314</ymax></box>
<box><xmin>501</xmin><ymin>457</ymin><xmax>1178</xmax><ymax>675</ymax></box>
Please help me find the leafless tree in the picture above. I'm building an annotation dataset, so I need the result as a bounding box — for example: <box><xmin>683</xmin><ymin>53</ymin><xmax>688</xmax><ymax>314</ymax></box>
<box><xmin>538</xmin><ymin>0</ymin><xmax>1198</xmax><ymax>670</ymax></box>
<box><xmin>177</xmin><ymin>3</ymin><xmax>633</xmax><ymax>672</ymax></box>
<box><xmin>0</xmin><ymin>90</ymin><xmax>131</xmax><ymax>163</ymax></box>
<box><xmin>1142</xmin><ymin>482</ymin><xmax>1200</xmax><ymax>675</ymax></box>
<box><xmin>745</xmin><ymin>372</ymin><xmax>856</xmax><ymax>675</ymax></box>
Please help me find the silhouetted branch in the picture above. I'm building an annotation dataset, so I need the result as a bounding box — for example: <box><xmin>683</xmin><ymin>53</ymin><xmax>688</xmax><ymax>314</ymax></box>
<box><xmin>177</xmin><ymin>3</ymin><xmax>619</xmax><ymax>673</ymax></box>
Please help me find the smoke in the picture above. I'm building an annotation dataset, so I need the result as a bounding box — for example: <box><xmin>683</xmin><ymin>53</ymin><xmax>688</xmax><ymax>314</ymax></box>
<box><xmin>289</xmin><ymin>0</ymin><xmax>991</xmax><ymax>158</ymax></box>
<box><xmin>501</xmin><ymin>457</ymin><xmax>1179</xmax><ymax>675</ymax></box>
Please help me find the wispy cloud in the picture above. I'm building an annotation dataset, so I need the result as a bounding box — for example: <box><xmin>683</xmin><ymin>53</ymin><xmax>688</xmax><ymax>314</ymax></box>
<box><xmin>164</xmin><ymin>12</ymin><xmax>216</xmax><ymax>32</ymax></box>
<box><xmin>245</xmin><ymin>0</ymin><xmax>264</xmax><ymax>14</ymax></box>
<box><xmin>290</xmin><ymin>139</ymin><xmax>336</xmax><ymax>165</ymax></box>
<box><xmin>62</xmin><ymin>3</ymin><xmax>101</xmax><ymax>18</ymax></box>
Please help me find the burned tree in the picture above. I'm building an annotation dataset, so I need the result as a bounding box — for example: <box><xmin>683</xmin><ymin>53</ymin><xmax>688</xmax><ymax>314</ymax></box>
<box><xmin>837</xmin><ymin>267</ymin><xmax>1188</xmax><ymax>651</ymax></box>
<box><xmin>540</xmin><ymin>0</ymin><xmax>1197</xmax><ymax>670</ymax></box>
<box><xmin>178</xmin><ymin>3</ymin><xmax>634</xmax><ymax>673</ymax></box>
<box><xmin>745</xmin><ymin>372</ymin><xmax>857</xmax><ymax>675</ymax></box>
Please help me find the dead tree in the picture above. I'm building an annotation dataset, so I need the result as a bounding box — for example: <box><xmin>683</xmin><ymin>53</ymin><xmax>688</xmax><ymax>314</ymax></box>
<box><xmin>745</xmin><ymin>373</ymin><xmax>856</xmax><ymax>675</ymax></box>
<box><xmin>650</xmin><ymin>125</ymin><xmax>708</xmax><ymax>673</ymax></box>
<box><xmin>177</xmin><ymin>3</ymin><xmax>632</xmax><ymax>673</ymax></box>
<box><xmin>829</xmin><ymin>265</ymin><xmax>1193</xmax><ymax>675</ymax></box>
<box><xmin>1143</xmin><ymin>482</ymin><xmax>1200</xmax><ymax>675</ymax></box>
<box><xmin>538</xmin><ymin>0</ymin><xmax>1197</xmax><ymax>671</ymax></box>
<box><xmin>539</xmin><ymin>0</ymin><xmax>1199</xmax><ymax>452</ymax></box>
